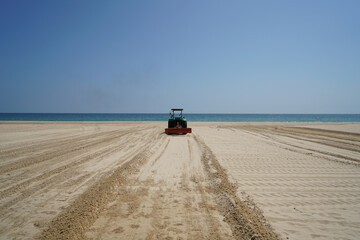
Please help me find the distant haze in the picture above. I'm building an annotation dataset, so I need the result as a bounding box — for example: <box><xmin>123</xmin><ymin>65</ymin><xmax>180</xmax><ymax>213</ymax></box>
<box><xmin>1</xmin><ymin>0</ymin><xmax>359</xmax><ymax>113</ymax></box>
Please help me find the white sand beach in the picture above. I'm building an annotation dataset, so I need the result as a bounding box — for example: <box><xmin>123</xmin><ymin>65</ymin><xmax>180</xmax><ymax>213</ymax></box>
<box><xmin>0</xmin><ymin>122</ymin><xmax>359</xmax><ymax>239</ymax></box>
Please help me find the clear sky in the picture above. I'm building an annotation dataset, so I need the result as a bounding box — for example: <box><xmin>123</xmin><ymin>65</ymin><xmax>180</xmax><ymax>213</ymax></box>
<box><xmin>1</xmin><ymin>0</ymin><xmax>359</xmax><ymax>113</ymax></box>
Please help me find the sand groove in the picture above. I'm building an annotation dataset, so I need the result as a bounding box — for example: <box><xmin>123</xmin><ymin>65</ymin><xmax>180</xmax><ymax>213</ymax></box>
<box><xmin>85</xmin><ymin>134</ymin><xmax>234</xmax><ymax>240</ymax></box>
<box><xmin>240</xmin><ymin>126</ymin><xmax>360</xmax><ymax>163</ymax></box>
<box><xmin>197</xmin><ymin>124</ymin><xmax>360</xmax><ymax>240</ymax></box>
<box><xmin>0</xmin><ymin>123</ymin><xmax>160</xmax><ymax>239</ymax></box>
<box><xmin>0</xmin><ymin>129</ymin><xmax>145</xmax><ymax>205</ymax></box>
<box><xmin>194</xmin><ymin>134</ymin><xmax>279</xmax><ymax>240</ymax></box>
<box><xmin>0</xmin><ymin>125</ymin><xmax>124</xmax><ymax>162</ymax></box>
<box><xmin>0</xmin><ymin>128</ymin><xmax>144</xmax><ymax>174</ymax></box>
<box><xmin>40</xmin><ymin>131</ymin><xmax>162</xmax><ymax>239</ymax></box>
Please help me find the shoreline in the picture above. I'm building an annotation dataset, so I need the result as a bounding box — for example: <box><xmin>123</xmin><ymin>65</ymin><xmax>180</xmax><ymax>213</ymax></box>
<box><xmin>1</xmin><ymin>120</ymin><xmax>360</xmax><ymax>123</ymax></box>
<box><xmin>2</xmin><ymin>121</ymin><xmax>360</xmax><ymax>133</ymax></box>
<box><xmin>1</xmin><ymin>113</ymin><xmax>359</xmax><ymax>123</ymax></box>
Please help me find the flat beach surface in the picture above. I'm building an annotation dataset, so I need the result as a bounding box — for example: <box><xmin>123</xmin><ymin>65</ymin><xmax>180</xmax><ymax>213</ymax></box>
<box><xmin>0</xmin><ymin>121</ymin><xmax>359</xmax><ymax>239</ymax></box>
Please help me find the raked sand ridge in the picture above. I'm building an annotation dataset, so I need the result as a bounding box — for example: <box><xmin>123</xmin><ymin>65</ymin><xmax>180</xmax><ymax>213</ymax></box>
<box><xmin>0</xmin><ymin>121</ymin><xmax>359</xmax><ymax>239</ymax></box>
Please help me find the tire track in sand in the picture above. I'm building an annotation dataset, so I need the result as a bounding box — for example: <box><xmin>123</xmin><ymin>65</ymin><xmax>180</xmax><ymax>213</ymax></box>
<box><xmin>39</xmin><ymin>131</ymin><xmax>165</xmax><ymax>240</ymax></box>
<box><xmin>85</xmin><ymin>134</ymin><xmax>233</xmax><ymax>240</ymax></box>
<box><xmin>193</xmin><ymin>134</ymin><xmax>280</xmax><ymax>240</ymax></box>
<box><xmin>0</xmin><ymin>129</ymin><xmax>129</xmax><ymax>174</ymax></box>
<box><xmin>0</xmin><ymin>131</ymin><xmax>138</xmax><ymax>212</ymax></box>
<box><xmin>238</xmin><ymin>126</ymin><xmax>360</xmax><ymax>164</ymax></box>
<box><xmin>0</xmin><ymin>127</ymin><xmax>159</xmax><ymax>239</ymax></box>
<box><xmin>0</xmin><ymin>128</ymin><xmax>144</xmax><ymax>202</ymax></box>
<box><xmin>198</xmin><ymin>125</ymin><xmax>360</xmax><ymax>240</ymax></box>
<box><xmin>0</xmin><ymin>126</ymin><xmax>117</xmax><ymax>161</ymax></box>
<box><xmin>83</xmin><ymin>133</ymin><xmax>278</xmax><ymax>240</ymax></box>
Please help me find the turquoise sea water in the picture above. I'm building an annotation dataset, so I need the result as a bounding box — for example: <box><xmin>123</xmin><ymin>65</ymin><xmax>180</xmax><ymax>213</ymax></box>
<box><xmin>0</xmin><ymin>113</ymin><xmax>359</xmax><ymax>122</ymax></box>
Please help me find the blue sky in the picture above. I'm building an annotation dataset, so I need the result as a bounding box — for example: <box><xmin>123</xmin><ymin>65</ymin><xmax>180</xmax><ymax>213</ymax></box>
<box><xmin>1</xmin><ymin>0</ymin><xmax>359</xmax><ymax>113</ymax></box>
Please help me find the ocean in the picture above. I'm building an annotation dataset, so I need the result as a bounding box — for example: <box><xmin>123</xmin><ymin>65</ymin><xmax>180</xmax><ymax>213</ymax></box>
<box><xmin>0</xmin><ymin>113</ymin><xmax>359</xmax><ymax>122</ymax></box>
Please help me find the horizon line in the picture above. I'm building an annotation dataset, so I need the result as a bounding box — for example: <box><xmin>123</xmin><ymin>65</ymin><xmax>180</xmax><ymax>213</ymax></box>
<box><xmin>1</xmin><ymin>112</ymin><xmax>359</xmax><ymax>115</ymax></box>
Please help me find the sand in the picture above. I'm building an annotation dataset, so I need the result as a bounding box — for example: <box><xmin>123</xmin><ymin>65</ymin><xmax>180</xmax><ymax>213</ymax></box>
<box><xmin>0</xmin><ymin>121</ymin><xmax>359</xmax><ymax>240</ymax></box>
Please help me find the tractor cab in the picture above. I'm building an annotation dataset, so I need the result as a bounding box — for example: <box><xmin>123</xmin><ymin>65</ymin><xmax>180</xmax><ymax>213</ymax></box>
<box><xmin>165</xmin><ymin>109</ymin><xmax>192</xmax><ymax>134</ymax></box>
